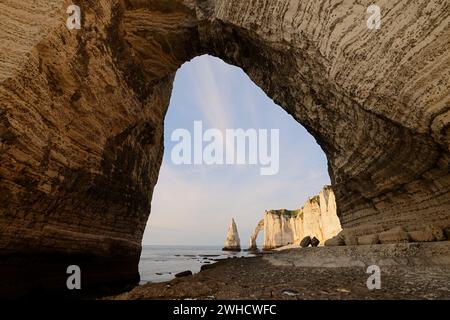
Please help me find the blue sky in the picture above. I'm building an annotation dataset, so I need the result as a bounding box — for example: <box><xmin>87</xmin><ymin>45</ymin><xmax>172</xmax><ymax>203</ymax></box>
<box><xmin>142</xmin><ymin>55</ymin><xmax>330</xmax><ymax>246</ymax></box>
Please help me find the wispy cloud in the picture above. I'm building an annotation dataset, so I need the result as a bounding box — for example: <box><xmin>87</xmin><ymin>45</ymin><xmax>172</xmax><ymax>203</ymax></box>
<box><xmin>187</xmin><ymin>56</ymin><xmax>233</xmax><ymax>131</ymax></box>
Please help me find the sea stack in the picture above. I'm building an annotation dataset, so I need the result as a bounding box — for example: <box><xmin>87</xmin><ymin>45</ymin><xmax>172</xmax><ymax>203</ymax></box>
<box><xmin>223</xmin><ymin>218</ymin><xmax>241</xmax><ymax>251</ymax></box>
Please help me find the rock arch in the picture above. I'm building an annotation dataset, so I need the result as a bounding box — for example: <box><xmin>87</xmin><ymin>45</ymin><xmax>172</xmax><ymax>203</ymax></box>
<box><xmin>249</xmin><ymin>219</ymin><xmax>265</xmax><ymax>251</ymax></box>
<box><xmin>0</xmin><ymin>0</ymin><xmax>449</xmax><ymax>296</ymax></box>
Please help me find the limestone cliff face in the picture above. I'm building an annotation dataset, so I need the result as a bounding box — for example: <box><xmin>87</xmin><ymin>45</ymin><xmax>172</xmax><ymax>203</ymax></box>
<box><xmin>318</xmin><ymin>187</ymin><xmax>341</xmax><ymax>241</ymax></box>
<box><xmin>0</xmin><ymin>0</ymin><xmax>449</xmax><ymax>296</ymax></box>
<box><xmin>223</xmin><ymin>218</ymin><xmax>241</xmax><ymax>251</ymax></box>
<box><xmin>261</xmin><ymin>187</ymin><xmax>342</xmax><ymax>249</ymax></box>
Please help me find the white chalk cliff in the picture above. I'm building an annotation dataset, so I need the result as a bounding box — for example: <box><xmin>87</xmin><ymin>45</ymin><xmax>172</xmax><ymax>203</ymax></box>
<box><xmin>251</xmin><ymin>186</ymin><xmax>341</xmax><ymax>250</ymax></box>
<box><xmin>223</xmin><ymin>218</ymin><xmax>241</xmax><ymax>251</ymax></box>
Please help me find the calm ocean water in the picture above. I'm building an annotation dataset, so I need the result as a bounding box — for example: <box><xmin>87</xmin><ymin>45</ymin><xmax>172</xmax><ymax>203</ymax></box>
<box><xmin>139</xmin><ymin>245</ymin><xmax>255</xmax><ymax>283</ymax></box>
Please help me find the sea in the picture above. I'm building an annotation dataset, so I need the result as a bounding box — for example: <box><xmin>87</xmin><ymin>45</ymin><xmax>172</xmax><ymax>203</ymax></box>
<box><xmin>139</xmin><ymin>245</ymin><xmax>256</xmax><ymax>284</ymax></box>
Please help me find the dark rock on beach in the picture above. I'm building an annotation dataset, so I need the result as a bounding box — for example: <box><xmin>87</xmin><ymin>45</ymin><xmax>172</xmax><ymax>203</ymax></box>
<box><xmin>300</xmin><ymin>236</ymin><xmax>312</xmax><ymax>248</ymax></box>
<box><xmin>310</xmin><ymin>237</ymin><xmax>320</xmax><ymax>247</ymax></box>
<box><xmin>175</xmin><ymin>270</ymin><xmax>193</xmax><ymax>278</ymax></box>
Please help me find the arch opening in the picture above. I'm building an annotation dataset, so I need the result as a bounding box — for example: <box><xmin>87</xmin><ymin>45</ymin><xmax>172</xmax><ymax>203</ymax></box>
<box><xmin>139</xmin><ymin>54</ymin><xmax>333</xmax><ymax>282</ymax></box>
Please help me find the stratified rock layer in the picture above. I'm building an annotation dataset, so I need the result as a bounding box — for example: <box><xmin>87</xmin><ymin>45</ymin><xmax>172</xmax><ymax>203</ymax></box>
<box><xmin>0</xmin><ymin>0</ymin><xmax>449</xmax><ymax>296</ymax></box>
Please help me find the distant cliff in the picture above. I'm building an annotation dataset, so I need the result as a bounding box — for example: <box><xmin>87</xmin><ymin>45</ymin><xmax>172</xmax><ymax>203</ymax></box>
<box><xmin>250</xmin><ymin>186</ymin><xmax>341</xmax><ymax>250</ymax></box>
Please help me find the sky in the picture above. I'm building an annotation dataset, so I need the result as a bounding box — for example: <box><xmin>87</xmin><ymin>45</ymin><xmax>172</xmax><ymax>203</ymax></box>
<box><xmin>142</xmin><ymin>55</ymin><xmax>330</xmax><ymax>247</ymax></box>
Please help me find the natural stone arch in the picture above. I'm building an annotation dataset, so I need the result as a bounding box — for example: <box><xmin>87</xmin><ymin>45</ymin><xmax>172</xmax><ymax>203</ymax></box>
<box><xmin>249</xmin><ymin>219</ymin><xmax>265</xmax><ymax>251</ymax></box>
<box><xmin>0</xmin><ymin>0</ymin><xmax>449</xmax><ymax>296</ymax></box>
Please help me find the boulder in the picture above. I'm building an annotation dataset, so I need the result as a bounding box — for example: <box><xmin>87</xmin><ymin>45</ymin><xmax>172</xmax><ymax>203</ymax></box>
<box><xmin>175</xmin><ymin>270</ymin><xmax>193</xmax><ymax>278</ymax></box>
<box><xmin>336</xmin><ymin>230</ymin><xmax>356</xmax><ymax>246</ymax></box>
<box><xmin>426</xmin><ymin>226</ymin><xmax>446</xmax><ymax>241</ymax></box>
<box><xmin>379</xmin><ymin>227</ymin><xmax>410</xmax><ymax>244</ymax></box>
<box><xmin>310</xmin><ymin>237</ymin><xmax>320</xmax><ymax>247</ymax></box>
<box><xmin>408</xmin><ymin>230</ymin><xmax>436</xmax><ymax>243</ymax></box>
<box><xmin>300</xmin><ymin>236</ymin><xmax>312</xmax><ymax>248</ymax></box>
<box><xmin>344</xmin><ymin>235</ymin><xmax>358</xmax><ymax>246</ymax></box>
<box><xmin>325</xmin><ymin>235</ymin><xmax>345</xmax><ymax>246</ymax></box>
<box><xmin>357</xmin><ymin>234</ymin><xmax>380</xmax><ymax>245</ymax></box>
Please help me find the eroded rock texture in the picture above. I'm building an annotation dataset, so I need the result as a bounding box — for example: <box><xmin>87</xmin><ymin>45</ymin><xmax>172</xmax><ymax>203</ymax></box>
<box><xmin>0</xmin><ymin>0</ymin><xmax>449</xmax><ymax>296</ymax></box>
